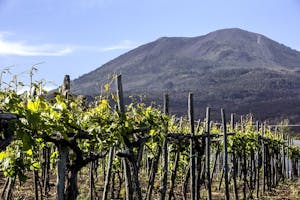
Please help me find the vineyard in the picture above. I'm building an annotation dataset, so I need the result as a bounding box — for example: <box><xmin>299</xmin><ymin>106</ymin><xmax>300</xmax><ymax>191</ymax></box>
<box><xmin>0</xmin><ymin>74</ymin><xmax>300</xmax><ymax>200</ymax></box>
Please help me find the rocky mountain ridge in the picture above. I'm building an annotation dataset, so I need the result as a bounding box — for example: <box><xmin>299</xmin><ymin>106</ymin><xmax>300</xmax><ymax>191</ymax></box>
<box><xmin>71</xmin><ymin>28</ymin><xmax>300</xmax><ymax>122</ymax></box>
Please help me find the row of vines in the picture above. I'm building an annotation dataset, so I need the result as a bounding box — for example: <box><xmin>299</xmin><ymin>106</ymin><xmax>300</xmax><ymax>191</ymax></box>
<box><xmin>0</xmin><ymin>74</ymin><xmax>300</xmax><ymax>200</ymax></box>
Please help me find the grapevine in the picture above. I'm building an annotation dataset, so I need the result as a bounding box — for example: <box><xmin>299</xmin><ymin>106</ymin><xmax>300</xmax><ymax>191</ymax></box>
<box><xmin>0</xmin><ymin>74</ymin><xmax>299</xmax><ymax>200</ymax></box>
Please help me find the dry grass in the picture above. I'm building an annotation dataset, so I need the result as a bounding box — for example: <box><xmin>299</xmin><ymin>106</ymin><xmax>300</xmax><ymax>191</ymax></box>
<box><xmin>1</xmin><ymin>170</ymin><xmax>300</xmax><ymax>200</ymax></box>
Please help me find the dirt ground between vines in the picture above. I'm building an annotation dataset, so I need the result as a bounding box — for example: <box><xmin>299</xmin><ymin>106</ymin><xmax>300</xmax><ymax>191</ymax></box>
<box><xmin>1</xmin><ymin>171</ymin><xmax>300</xmax><ymax>199</ymax></box>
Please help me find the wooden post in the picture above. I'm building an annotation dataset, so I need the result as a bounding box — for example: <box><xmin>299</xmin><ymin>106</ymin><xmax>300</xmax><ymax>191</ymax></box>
<box><xmin>221</xmin><ymin>109</ymin><xmax>229</xmax><ymax>200</ymax></box>
<box><xmin>43</xmin><ymin>146</ymin><xmax>50</xmax><ymax>195</ymax></box>
<box><xmin>240</xmin><ymin>115</ymin><xmax>244</xmax><ymax>132</ymax></box>
<box><xmin>160</xmin><ymin>94</ymin><xmax>169</xmax><ymax>200</ymax></box>
<box><xmin>256</xmin><ymin>121</ymin><xmax>260</xmax><ymax>199</ymax></box>
<box><xmin>56</xmin><ymin>75</ymin><xmax>70</xmax><ymax>200</ymax></box>
<box><xmin>242</xmin><ymin>143</ymin><xmax>247</xmax><ymax>200</ymax></box>
<box><xmin>116</xmin><ymin>75</ymin><xmax>125</xmax><ymax>114</ymax></box>
<box><xmin>262</xmin><ymin>123</ymin><xmax>266</xmax><ymax>194</ymax></box>
<box><xmin>287</xmin><ymin>136</ymin><xmax>290</xmax><ymax>179</ymax></box>
<box><xmin>62</xmin><ymin>75</ymin><xmax>70</xmax><ymax>99</ymax></box>
<box><xmin>102</xmin><ymin>147</ymin><xmax>115</xmax><ymax>200</ymax></box>
<box><xmin>89</xmin><ymin>162</ymin><xmax>94</xmax><ymax>200</ymax></box>
<box><xmin>116</xmin><ymin>75</ymin><xmax>132</xmax><ymax>200</ymax></box>
<box><xmin>205</xmin><ymin>107</ymin><xmax>212</xmax><ymax>200</ymax></box>
<box><xmin>282</xmin><ymin>132</ymin><xmax>286</xmax><ymax>181</ymax></box>
<box><xmin>230</xmin><ymin>113</ymin><xmax>235</xmax><ymax>132</ymax></box>
<box><xmin>231</xmin><ymin>113</ymin><xmax>239</xmax><ymax>200</ymax></box>
<box><xmin>188</xmin><ymin>93</ymin><xmax>196</xmax><ymax>200</ymax></box>
<box><xmin>146</xmin><ymin>148</ymin><xmax>162</xmax><ymax>200</ymax></box>
<box><xmin>164</xmin><ymin>93</ymin><xmax>169</xmax><ymax>115</ymax></box>
<box><xmin>33</xmin><ymin>169</ymin><xmax>39</xmax><ymax>200</ymax></box>
<box><xmin>168</xmin><ymin>149</ymin><xmax>180</xmax><ymax>200</ymax></box>
<box><xmin>57</xmin><ymin>144</ymin><xmax>67</xmax><ymax>200</ymax></box>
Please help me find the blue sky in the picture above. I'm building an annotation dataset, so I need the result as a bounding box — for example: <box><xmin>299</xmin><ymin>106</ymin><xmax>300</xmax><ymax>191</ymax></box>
<box><xmin>1</xmin><ymin>0</ymin><xmax>300</xmax><ymax>91</ymax></box>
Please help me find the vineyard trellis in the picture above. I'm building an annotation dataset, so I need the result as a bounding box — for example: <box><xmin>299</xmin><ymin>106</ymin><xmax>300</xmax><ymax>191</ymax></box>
<box><xmin>0</xmin><ymin>74</ymin><xmax>299</xmax><ymax>200</ymax></box>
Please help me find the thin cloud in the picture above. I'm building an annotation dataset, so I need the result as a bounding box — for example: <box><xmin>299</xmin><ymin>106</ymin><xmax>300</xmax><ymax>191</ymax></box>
<box><xmin>0</xmin><ymin>33</ymin><xmax>72</xmax><ymax>56</ymax></box>
<box><xmin>70</xmin><ymin>40</ymin><xmax>141</xmax><ymax>52</ymax></box>
<box><xmin>100</xmin><ymin>40</ymin><xmax>140</xmax><ymax>52</ymax></box>
<box><xmin>0</xmin><ymin>32</ymin><xmax>140</xmax><ymax>56</ymax></box>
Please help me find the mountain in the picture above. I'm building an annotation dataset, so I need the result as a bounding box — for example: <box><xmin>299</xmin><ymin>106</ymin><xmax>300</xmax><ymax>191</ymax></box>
<box><xmin>71</xmin><ymin>28</ymin><xmax>300</xmax><ymax>122</ymax></box>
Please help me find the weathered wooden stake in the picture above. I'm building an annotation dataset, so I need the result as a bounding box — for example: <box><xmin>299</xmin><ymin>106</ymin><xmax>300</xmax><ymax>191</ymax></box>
<box><xmin>256</xmin><ymin>121</ymin><xmax>260</xmax><ymax>199</ymax></box>
<box><xmin>116</xmin><ymin>75</ymin><xmax>132</xmax><ymax>200</ymax></box>
<box><xmin>56</xmin><ymin>75</ymin><xmax>70</xmax><ymax>200</ymax></box>
<box><xmin>221</xmin><ymin>109</ymin><xmax>229</xmax><ymax>200</ymax></box>
<box><xmin>231</xmin><ymin>113</ymin><xmax>239</xmax><ymax>200</ymax></box>
<box><xmin>160</xmin><ymin>94</ymin><xmax>169</xmax><ymax>200</ymax></box>
<box><xmin>57</xmin><ymin>144</ymin><xmax>67</xmax><ymax>200</ymax></box>
<box><xmin>102</xmin><ymin>147</ymin><xmax>115</xmax><ymax>200</ymax></box>
<box><xmin>262</xmin><ymin>123</ymin><xmax>266</xmax><ymax>194</ymax></box>
<box><xmin>89</xmin><ymin>162</ymin><xmax>94</xmax><ymax>200</ymax></box>
<box><xmin>168</xmin><ymin>149</ymin><xmax>180</xmax><ymax>200</ymax></box>
<box><xmin>205</xmin><ymin>107</ymin><xmax>212</xmax><ymax>200</ymax></box>
<box><xmin>188</xmin><ymin>93</ymin><xmax>196</xmax><ymax>200</ymax></box>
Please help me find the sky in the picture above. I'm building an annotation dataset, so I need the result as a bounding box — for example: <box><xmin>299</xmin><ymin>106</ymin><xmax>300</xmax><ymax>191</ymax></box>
<box><xmin>1</xmin><ymin>0</ymin><xmax>300</xmax><ymax>91</ymax></box>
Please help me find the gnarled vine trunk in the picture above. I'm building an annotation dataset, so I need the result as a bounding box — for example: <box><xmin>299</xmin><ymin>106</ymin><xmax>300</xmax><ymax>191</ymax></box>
<box><xmin>66</xmin><ymin>168</ymin><xmax>79</xmax><ymax>200</ymax></box>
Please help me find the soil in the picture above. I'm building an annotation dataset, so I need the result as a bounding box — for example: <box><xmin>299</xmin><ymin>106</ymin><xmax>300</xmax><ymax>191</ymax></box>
<box><xmin>0</xmin><ymin>170</ymin><xmax>300</xmax><ymax>199</ymax></box>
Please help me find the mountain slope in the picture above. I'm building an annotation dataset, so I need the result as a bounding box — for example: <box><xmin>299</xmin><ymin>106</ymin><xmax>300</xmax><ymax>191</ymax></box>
<box><xmin>71</xmin><ymin>28</ymin><xmax>300</xmax><ymax>122</ymax></box>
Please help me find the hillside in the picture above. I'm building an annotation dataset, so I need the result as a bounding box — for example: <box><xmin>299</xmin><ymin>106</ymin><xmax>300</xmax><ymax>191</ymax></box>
<box><xmin>71</xmin><ymin>28</ymin><xmax>300</xmax><ymax>122</ymax></box>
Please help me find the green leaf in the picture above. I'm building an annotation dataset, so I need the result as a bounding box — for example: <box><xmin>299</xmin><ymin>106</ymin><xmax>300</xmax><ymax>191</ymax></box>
<box><xmin>22</xmin><ymin>132</ymin><xmax>33</xmax><ymax>151</ymax></box>
<box><xmin>50</xmin><ymin>151</ymin><xmax>58</xmax><ymax>161</ymax></box>
<box><xmin>18</xmin><ymin>174</ymin><xmax>28</xmax><ymax>182</ymax></box>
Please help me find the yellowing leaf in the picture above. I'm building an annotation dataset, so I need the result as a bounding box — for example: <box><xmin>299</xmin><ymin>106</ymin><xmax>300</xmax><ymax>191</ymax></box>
<box><xmin>99</xmin><ymin>99</ymin><xmax>109</xmax><ymax>110</ymax></box>
<box><xmin>149</xmin><ymin>129</ymin><xmax>156</xmax><ymax>136</ymax></box>
<box><xmin>104</xmin><ymin>83</ymin><xmax>110</xmax><ymax>92</ymax></box>
<box><xmin>27</xmin><ymin>101</ymin><xmax>37</xmax><ymax>111</ymax></box>
<box><xmin>125</xmin><ymin>121</ymin><xmax>129</xmax><ymax>127</ymax></box>
<box><xmin>32</xmin><ymin>162</ymin><xmax>41</xmax><ymax>169</ymax></box>
<box><xmin>145</xmin><ymin>106</ymin><xmax>152</xmax><ymax>118</ymax></box>
<box><xmin>50</xmin><ymin>111</ymin><xmax>61</xmax><ymax>120</ymax></box>
<box><xmin>111</xmin><ymin>94</ymin><xmax>118</xmax><ymax>102</ymax></box>
<box><xmin>0</xmin><ymin>152</ymin><xmax>7</xmax><ymax>161</ymax></box>
<box><xmin>102</xmin><ymin>99</ymin><xmax>108</xmax><ymax>105</ymax></box>
<box><xmin>26</xmin><ymin>149</ymin><xmax>33</xmax><ymax>156</ymax></box>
